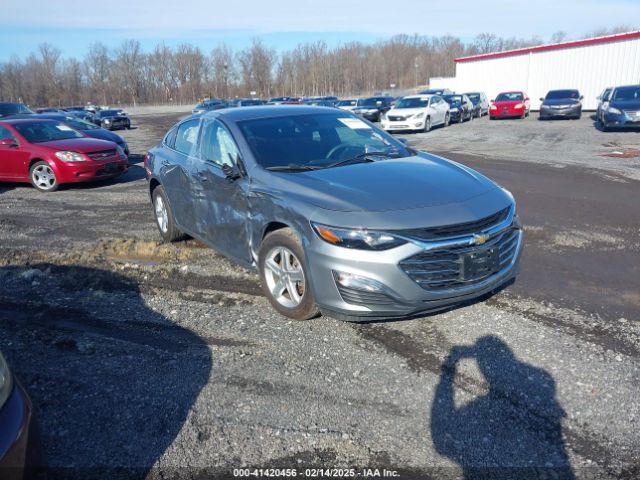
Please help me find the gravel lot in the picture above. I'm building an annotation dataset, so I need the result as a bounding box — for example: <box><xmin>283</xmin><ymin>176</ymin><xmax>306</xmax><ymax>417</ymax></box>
<box><xmin>0</xmin><ymin>109</ymin><xmax>638</xmax><ymax>480</ymax></box>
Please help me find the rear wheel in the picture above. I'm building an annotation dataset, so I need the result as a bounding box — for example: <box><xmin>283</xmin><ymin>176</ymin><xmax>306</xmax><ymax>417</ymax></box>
<box><xmin>152</xmin><ymin>186</ymin><xmax>183</xmax><ymax>242</ymax></box>
<box><xmin>259</xmin><ymin>228</ymin><xmax>319</xmax><ymax>320</ymax></box>
<box><xmin>30</xmin><ymin>161</ymin><xmax>58</xmax><ymax>192</ymax></box>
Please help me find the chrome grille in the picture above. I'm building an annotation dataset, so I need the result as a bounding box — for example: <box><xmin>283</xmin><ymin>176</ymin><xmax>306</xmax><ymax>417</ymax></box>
<box><xmin>399</xmin><ymin>207</ymin><xmax>510</xmax><ymax>241</ymax></box>
<box><xmin>400</xmin><ymin>228</ymin><xmax>520</xmax><ymax>291</ymax></box>
<box><xmin>87</xmin><ymin>149</ymin><xmax>117</xmax><ymax>160</ymax></box>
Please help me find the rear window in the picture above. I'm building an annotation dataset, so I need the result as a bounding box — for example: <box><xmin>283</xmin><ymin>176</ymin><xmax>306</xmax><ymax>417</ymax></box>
<box><xmin>14</xmin><ymin>121</ymin><xmax>84</xmax><ymax>143</ymax></box>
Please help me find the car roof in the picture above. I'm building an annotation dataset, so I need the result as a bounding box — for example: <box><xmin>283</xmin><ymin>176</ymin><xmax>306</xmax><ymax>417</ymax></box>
<box><xmin>0</xmin><ymin>117</ymin><xmax>59</xmax><ymax>125</ymax></box>
<box><xmin>199</xmin><ymin>105</ymin><xmax>345</xmax><ymax>122</ymax></box>
<box><xmin>403</xmin><ymin>95</ymin><xmax>433</xmax><ymax>99</ymax></box>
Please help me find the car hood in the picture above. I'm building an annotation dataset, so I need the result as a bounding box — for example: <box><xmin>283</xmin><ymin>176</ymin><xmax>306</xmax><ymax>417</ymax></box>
<box><xmin>83</xmin><ymin>128</ymin><xmax>125</xmax><ymax>145</ymax></box>
<box><xmin>37</xmin><ymin>137</ymin><xmax>118</xmax><ymax>152</ymax></box>
<box><xmin>387</xmin><ymin>108</ymin><xmax>424</xmax><ymax>116</ymax></box>
<box><xmin>609</xmin><ymin>99</ymin><xmax>640</xmax><ymax>110</ymax></box>
<box><xmin>543</xmin><ymin>98</ymin><xmax>580</xmax><ymax>106</ymax></box>
<box><xmin>494</xmin><ymin>100</ymin><xmax>523</xmax><ymax>107</ymax></box>
<box><xmin>263</xmin><ymin>153</ymin><xmax>498</xmax><ymax>213</ymax></box>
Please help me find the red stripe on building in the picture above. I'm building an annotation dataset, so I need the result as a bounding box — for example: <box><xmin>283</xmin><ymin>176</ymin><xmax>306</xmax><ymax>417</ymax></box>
<box><xmin>455</xmin><ymin>31</ymin><xmax>640</xmax><ymax>63</ymax></box>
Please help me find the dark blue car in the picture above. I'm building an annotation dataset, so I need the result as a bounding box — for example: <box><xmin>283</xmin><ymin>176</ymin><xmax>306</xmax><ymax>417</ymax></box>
<box><xmin>602</xmin><ymin>85</ymin><xmax>640</xmax><ymax>131</ymax></box>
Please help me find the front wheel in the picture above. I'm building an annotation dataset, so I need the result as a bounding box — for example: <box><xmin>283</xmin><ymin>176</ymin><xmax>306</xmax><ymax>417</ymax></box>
<box><xmin>444</xmin><ymin>113</ymin><xmax>450</xmax><ymax>127</ymax></box>
<box><xmin>423</xmin><ymin>116</ymin><xmax>432</xmax><ymax>132</ymax></box>
<box><xmin>259</xmin><ymin>228</ymin><xmax>319</xmax><ymax>320</ymax></box>
<box><xmin>30</xmin><ymin>161</ymin><xmax>58</xmax><ymax>192</ymax></box>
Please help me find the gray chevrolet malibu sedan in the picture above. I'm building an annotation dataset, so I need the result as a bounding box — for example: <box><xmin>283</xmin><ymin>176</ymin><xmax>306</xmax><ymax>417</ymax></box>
<box><xmin>145</xmin><ymin>106</ymin><xmax>523</xmax><ymax>320</ymax></box>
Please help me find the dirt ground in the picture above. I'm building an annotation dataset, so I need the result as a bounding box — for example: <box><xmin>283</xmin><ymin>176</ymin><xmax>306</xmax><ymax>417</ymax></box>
<box><xmin>0</xmin><ymin>109</ymin><xmax>638</xmax><ymax>480</ymax></box>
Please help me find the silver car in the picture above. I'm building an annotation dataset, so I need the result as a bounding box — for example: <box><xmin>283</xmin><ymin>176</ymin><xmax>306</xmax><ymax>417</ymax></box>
<box><xmin>145</xmin><ymin>106</ymin><xmax>523</xmax><ymax>321</ymax></box>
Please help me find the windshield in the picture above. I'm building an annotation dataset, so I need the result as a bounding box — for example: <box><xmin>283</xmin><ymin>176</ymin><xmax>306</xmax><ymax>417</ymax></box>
<box><xmin>13</xmin><ymin>121</ymin><xmax>85</xmax><ymax>143</ymax></box>
<box><xmin>336</xmin><ymin>100</ymin><xmax>357</xmax><ymax>107</ymax></box>
<box><xmin>361</xmin><ymin>98</ymin><xmax>385</xmax><ymax>107</ymax></box>
<box><xmin>443</xmin><ymin>95</ymin><xmax>463</xmax><ymax>104</ymax></box>
<box><xmin>395</xmin><ymin>98</ymin><xmax>428</xmax><ymax>109</ymax></box>
<box><xmin>496</xmin><ymin>92</ymin><xmax>523</xmax><ymax>101</ymax></box>
<box><xmin>612</xmin><ymin>86</ymin><xmax>640</xmax><ymax>101</ymax></box>
<box><xmin>98</xmin><ymin>110</ymin><xmax>121</xmax><ymax>117</ymax></box>
<box><xmin>466</xmin><ymin>94</ymin><xmax>480</xmax><ymax>104</ymax></box>
<box><xmin>546</xmin><ymin>90</ymin><xmax>579</xmax><ymax>100</ymax></box>
<box><xmin>237</xmin><ymin>113</ymin><xmax>410</xmax><ymax>170</ymax></box>
<box><xmin>63</xmin><ymin>117</ymin><xmax>98</xmax><ymax>130</ymax></box>
<box><xmin>0</xmin><ymin>103</ymin><xmax>35</xmax><ymax>117</ymax></box>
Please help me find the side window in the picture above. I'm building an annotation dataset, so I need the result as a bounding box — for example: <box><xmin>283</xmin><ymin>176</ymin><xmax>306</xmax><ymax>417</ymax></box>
<box><xmin>174</xmin><ymin>119</ymin><xmax>200</xmax><ymax>156</ymax></box>
<box><xmin>199</xmin><ymin>120</ymin><xmax>240</xmax><ymax>167</ymax></box>
<box><xmin>0</xmin><ymin>126</ymin><xmax>17</xmax><ymax>143</ymax></box>
<box><xmin>164</xmin><ymin>127</ymin><xmax>178</xmax><ymax>149</ymax></box>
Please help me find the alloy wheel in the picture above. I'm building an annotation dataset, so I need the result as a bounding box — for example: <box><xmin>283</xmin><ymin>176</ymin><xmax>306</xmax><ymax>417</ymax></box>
<box><xmin>32</xmin><ymin>164</ymin><xmax>56</xmax><ymax>191</ymax></box>
<box><xmin>155</xmin><ymin>195</ymin><xmax>169</xmax><ymax>233</ymax></box>
<box><xmin>263</xmin><ymin>246</ymin><xmax>306</xmax><ymax>308</ymax></box>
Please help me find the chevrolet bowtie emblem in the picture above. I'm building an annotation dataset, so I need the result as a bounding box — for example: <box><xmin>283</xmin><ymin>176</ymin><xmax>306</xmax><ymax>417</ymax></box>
<box><xmin>472</xmin><ymin>234</ymin><xmax>490</xmax><ymax>246</ymax></box>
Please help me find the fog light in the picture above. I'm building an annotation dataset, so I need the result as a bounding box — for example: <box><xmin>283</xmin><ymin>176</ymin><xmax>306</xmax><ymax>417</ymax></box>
<box><xmin>333</xmin><ymin>271</ymin><xmax>386</xmax><ymax>292</ymax></box>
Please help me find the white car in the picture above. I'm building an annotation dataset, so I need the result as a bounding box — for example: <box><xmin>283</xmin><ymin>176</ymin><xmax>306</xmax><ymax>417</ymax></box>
<box><xmin>380</xmin><ymin>95</ymin><xmax>450</xmax><ymax>132</ymax></box>
<box><xmin>336</xmin><ymin>99</ymin><xmax>363</xmax><ymax>112</ymax></box>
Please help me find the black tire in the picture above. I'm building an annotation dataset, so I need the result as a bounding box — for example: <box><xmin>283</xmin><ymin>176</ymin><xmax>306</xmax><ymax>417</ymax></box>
<box><xmin>152</xmin><ymin>185</ymin><xmax>183</xmax><ymax>242</ymax></box>
<box><xmin>444</xmin><ymin>113</ymin><xmax>450</xmax><ymax>127</ymax></box>
<box><xmin>258</xmin><ymin>228</ymin><xmax>319</xmax><ymax>320</ymax></box>
<box><xmin>29</xmin><ymin>161</ymin><xmax>59</xmax><ymax>192</ymax></box>
<box><xmin>424</xmin><ymin>116</ymin><xmax>432</xmax><ymax>132</ymax></box>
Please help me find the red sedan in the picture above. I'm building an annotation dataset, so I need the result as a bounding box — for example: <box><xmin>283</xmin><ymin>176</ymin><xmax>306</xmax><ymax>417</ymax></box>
<box><xmin>489</xmin><ymin>91</ymin><xmax>530</xmax><ymax>119</ymax></box>
<box><xmin>0</xmin><ymin>118</ymin><xmax>128</xmax><ymax>192</ymax></box>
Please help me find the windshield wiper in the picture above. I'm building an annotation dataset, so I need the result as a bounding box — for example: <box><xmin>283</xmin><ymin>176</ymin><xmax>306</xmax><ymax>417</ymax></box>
<box><xmin>266</xmin><ymin>164</ymin><xmax>324</xmax><ymax>172</ymax></box>
<box><xmin>325</xmin><ymin>151</ymin><xmax>401</xmax><ymax>169</ymax></box>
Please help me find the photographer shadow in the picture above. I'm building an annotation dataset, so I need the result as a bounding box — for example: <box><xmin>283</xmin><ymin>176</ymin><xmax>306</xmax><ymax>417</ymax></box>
<box><xmin>430</xmin><ymin>336</ymin><xmax>575</xmax><ymax>480</ymax></box>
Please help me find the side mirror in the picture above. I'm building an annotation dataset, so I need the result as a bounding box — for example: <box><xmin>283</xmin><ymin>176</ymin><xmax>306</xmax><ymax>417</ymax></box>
<box><xmin>525</xmin><ymin>97</ymin><xmax>530</xmax><ymax>101</ymax></box>
<box><xmin>0</xmin><ymin>138</ymin><xmax>17</xmax><ymax>147</ymax></box>
<box><xmin>490</xmin><ymin>99</ymin><xmax>495</xmax><ymax>103</ymax></box>
<box><xmin>221</xmin><ymin>162</ymin><xmax>242</xmax><ymax>183</ymax></box>
<box><xmin>539</xmin><ymin>97</ymin><xmax>545</xmax><ymax>101</ymax></box>
<box><xmin>580</xmin><ymin>95</ymin><xmax>584</xmax><ymax>100</ymax></box>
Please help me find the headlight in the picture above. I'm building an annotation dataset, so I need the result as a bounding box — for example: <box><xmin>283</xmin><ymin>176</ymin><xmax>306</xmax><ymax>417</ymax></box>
<box><xmin>55</xmin><ymin>151</ymin><xmax>86</xmax><ymax>162</ymax></box>
<box><xmin>413</xmin><ymin>112</ymin><xmax>425</xmax><ymax>119</ymax></box>
<box><xmin>514</xmin><ymin>103</ymin><xmax>524</xmax><ymax>109</ymax></box>
<box><xmin>0</xmin><ymin>352</ymin><xmax>13</xmax><ymax>409</ymax></box>
<box><xmin>104</xmin><ymin>119</ymin><xmax>111</xmax><ymax>123</ymax></box>
<box><xmin>312</xmin><ymin>223</ymin><xmax>406</xmax><ymax>250</ymax></box>
<box><xmin>608</xmin><ymin>107</ymin><xmax>622</xmax><ymax>115</ymax></box>
<box><xmin>450</xmin><ymin>107</ymin><xmax>459</xmax><ymax>112</ymax></box>
<box><xmin>490</xmin><ymin>104</ymin><xmax>497</xmax><ymax>110</ymax></box>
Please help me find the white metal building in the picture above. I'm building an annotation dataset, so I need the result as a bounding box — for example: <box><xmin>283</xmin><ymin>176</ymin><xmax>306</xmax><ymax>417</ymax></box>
<box><xmin>430</xmin><ymin>31</ymin><xmax>640</xmax><ymax>110</ymax></box>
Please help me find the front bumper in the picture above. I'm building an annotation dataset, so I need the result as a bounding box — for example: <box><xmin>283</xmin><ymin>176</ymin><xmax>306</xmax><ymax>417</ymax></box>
<box><xmin>381</xmin><ymin>118</ymin><xmax>425</xmax><ymax>131</ymax></box>
<box><xmin>354</xmin><ymin>111</ymin><xmax>380</xmax><ymax>121</ymax></box>
<box><xmin>539</xmin><ymin>106</ymin><xmax>581</xmax><ymax>118</ymax></box>
<box><xmin>306</xmin><ymin>216</ymin><xmax>524</xmax><ymax>321</ymax></box>
<box><xmin>0</xmin><ymin>379</ymin><xmax>33</xmax><ymax>477</ymax></box>
<box><xmin>604</xmin><ymin>111</ymin><xmax>640</xmax><ymax>128</ymax></box>
<box><xmin>55</xmin><ymin>157</ymin><xmax>129</xmax><ymax>183</ymax></box>
<box><xmin>490</xmin><ymin>107</ymin><xmax>524</xmax><ymax>118</ymax></box>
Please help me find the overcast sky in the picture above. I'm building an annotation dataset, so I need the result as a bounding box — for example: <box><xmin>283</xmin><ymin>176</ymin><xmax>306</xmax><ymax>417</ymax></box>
<box><xmin>1</xmin><ymin>0</ymin><xmax>639</xmax><ymax>59</ymax></box>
